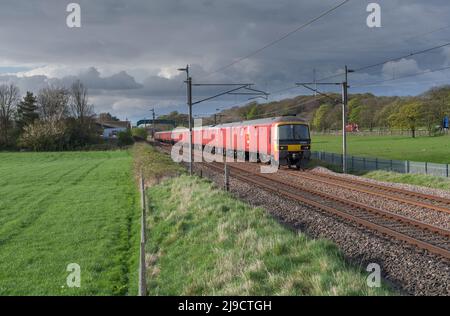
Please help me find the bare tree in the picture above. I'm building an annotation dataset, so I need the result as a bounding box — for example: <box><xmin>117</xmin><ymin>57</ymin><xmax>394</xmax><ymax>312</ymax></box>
<box><xmin>0</xmin><ymin>83</ymin><xmax>20</xmax><ymax>145</ymax></box>
<box><xmin>37</xmin><ymin>85</ymin><xmax>70</xmax><ymax>121</ymax></box>
<box><xmin>70</xmin><ymin>80</ymin><xmax>92</xmax><ymax>122</ymax></box>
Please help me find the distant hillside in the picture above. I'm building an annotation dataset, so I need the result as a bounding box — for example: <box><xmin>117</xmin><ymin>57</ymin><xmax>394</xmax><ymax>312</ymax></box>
<box><xmin>159</xmin><ymin>85</ymin><xmax>450</xmax><ymax>136</ymax></box>
<box><xmin>210</xmin><ymin>93</ymin><xmax>397</xmax><ymax>123</ymax></box>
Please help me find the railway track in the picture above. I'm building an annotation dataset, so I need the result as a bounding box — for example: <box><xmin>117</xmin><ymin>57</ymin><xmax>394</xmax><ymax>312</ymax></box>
<box><xmin>153</xmin><ymin>142</ymin><xmax>450</xmax><ymax>260</ymax></box>
<box><xmin>285</xmin><ymin>170</ymin><xmax>450</xmax><ymax>215</ymax></box>
<box><xmin>201</xmin><ymin>162</ymin><xmax>450</xmax><ymax>261</ymax></box>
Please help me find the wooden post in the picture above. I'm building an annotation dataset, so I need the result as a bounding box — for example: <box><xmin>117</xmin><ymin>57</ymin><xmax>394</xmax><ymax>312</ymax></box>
<box><xmin>138</xmin><ymin>172</ymin><xmax>147</xmax><ymax>296</ymax></box>
<box><xmin>139</xmin><ymin>241</ymin><xmax>147</xmax><ymax>296</ymax></box>
<box><xmin>140</xmin><ymin>173</ymin><xmax>145</xmax><ymax>212</ymax></box>
<box><xmin>224</xmin><ymin>163</ymin><xmax>229</xmax><ymax>191</ymax></box>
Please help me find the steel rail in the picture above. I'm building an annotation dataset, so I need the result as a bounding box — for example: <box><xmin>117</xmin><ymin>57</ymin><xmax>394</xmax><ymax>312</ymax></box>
<box><xmin>287</xmin><ymin>171</ymin><xmax>450</xmax><ymax>215</ymax></box>
<box><xmin>203</xmin><ymin>162</ymin><xmax>450</xmax><ymax>260</ymax></box>
<box><xmin>308</xmin><ymin>170</ymin><xmax>450</xmax><ymax>206</ymax></box>
<box><xmin>225</xmin><ymin>163</ymin><xmax>450</xmax><ymax>239</ymax></box>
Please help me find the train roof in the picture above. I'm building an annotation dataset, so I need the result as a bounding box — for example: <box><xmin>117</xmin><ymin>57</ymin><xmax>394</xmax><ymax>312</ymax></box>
<box><xmin>212</xmin><ymin>116</ymin><xmax>308</xmax><ymax>128</ymax></box>
<box><xmin>155</xmin><ymin>116</ymin><xmax>308</xmax><ymax>133</ymax></box>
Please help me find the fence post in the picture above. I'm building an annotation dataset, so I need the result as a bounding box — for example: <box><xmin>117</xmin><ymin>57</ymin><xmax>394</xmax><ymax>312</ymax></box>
<box><xmin>390</xmin><ymin>160</ymin><xmax>393</xmax><ymax>171</ymax></box>
<box><xmin>446</xmin><ymin>164</ymin><xmax>449</xmax><ymax>178</ymax></box>
<box><xmin>139</xmin><ymin>172</ymin><xmax>147</xmax><ymax>296</ymax></box>
<box><xmin>351</xmin><ymin>155</ymin><xmax>354</xmax><ymax>171</ymax></box>
<box><xmin>363</xmin><ymin>157</ymin><xmax>366</xmax><ymax>170</ymax></box>
<box><xmin>405</xmin><ymin>160</ymin><xmax>410</xmax><ymax>174</ymax></box>
<box><xmin>224</xmin><ymin>163</ymin><xmax>229</xmax><ymax>191</ymax></box>
<box><xmin>375</xmin><ymin>158</ymin><xmax>378</xmax><ymax>170</ymax></box>
<box><xmin>425</xmin><ymin>162</ymin><xmax>428</xmax><ymax>175</ymax></box>
<box><xmin>140</xmin><ymin>173</ymin><xmax>145</xmax><ymax>217</ymax></box>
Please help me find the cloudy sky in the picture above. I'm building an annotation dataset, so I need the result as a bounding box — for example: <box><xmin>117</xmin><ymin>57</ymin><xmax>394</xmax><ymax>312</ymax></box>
<box><xmin>1</xmin><ymin>0</ymin><xmax>450</xmax><ymax>123</ymax></box>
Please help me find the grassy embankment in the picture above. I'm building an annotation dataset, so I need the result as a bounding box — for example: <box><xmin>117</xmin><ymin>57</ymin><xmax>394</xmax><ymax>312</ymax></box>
<box><xmin>134</xmin><ymin>143</ymin><xmax>393</xmax><ymax>295</ymax></box>
<box><xmin>0</xmin><ymin>151</ymin><xmax>140</xmax><ymax>295</ymax></box>
<box><xmin>312</xmin><ymin>134</ymin><xmax>450</xmax><ymax>190</ymax></box>
<box><xmin>363</xmin><ymin>170</ymin><xmax>450</xmax><ymax>192</ymax></box>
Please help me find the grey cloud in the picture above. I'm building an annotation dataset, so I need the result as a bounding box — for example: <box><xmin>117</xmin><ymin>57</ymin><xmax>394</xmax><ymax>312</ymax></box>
<box><xmin>61</xmin><ymin>67</ymin><xmax>143</xmax><ymax>90</ymax></box>
<box><xmin>0</xmin><ymin>67</ymin><xmax>142</xmax><ymax>94</ymax></box>
<box><xmin>1</xmin><ymin>0</ymin><xmax>450</xmax><ymax>122</ymax></box>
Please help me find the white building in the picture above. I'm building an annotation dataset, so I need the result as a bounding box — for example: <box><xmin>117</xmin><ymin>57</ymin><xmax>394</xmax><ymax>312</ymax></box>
<box><xmin>97</xmin><ymin>121</ymin><xmax>131</xmax><ymax>139</ymax></box>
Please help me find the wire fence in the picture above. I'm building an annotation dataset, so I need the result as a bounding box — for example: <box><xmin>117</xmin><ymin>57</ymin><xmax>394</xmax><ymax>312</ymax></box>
<box><xmin>311</xmin><ymin>129</ymin><xmax>443</xmax><ymax>137</ymax></box>
<box><xmin>311</xmin><ymin>151</ymin><xmax>450</xmax><ymax>178</ymax></box>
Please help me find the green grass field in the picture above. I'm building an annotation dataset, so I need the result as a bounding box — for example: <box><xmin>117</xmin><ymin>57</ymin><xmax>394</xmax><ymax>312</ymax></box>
<box><xmin>312</xmin><ymin>134</ymin><xmax>450</xmax><ymax>163</ymax></box>
<box><xmin>0</xmin><ymin>151</ymin><xmax>140</xmax><ymax>295</ymax></box>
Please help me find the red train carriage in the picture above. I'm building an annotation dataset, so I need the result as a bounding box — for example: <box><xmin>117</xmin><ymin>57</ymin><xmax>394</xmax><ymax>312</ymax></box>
<box><xmin>155</xmin><ymin>116</ymin><xmax>311</xmax><ymax>169</ymax></box>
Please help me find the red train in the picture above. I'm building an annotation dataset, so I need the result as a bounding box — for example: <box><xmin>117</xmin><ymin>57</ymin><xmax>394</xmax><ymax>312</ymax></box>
<box><xmin>155</xmin><ymin>116</ymin><xmax>311</xmax><ymax>169</ymax></box>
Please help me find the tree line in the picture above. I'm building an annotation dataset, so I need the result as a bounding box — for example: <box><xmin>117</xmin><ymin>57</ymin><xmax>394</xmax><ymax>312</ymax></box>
<box><xmin>311</xmin><ymin>86</ymin><xmax>450</xmax><ymax>137</ymax></box>
<box><xmin>193</xmin><ymin>85</ymin><xmax>450</xmax><ymax>138</ymax></box>
<box><xmin>0</xmin><ymin>80</ymin><xmax>101</xmax><ymax>151</ymax></box>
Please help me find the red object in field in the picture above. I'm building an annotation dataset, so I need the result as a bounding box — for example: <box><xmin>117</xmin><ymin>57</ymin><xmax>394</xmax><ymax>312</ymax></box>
<box><xmin>346</xmin><ymin>123</ymin><xmax>359</xmax><ymax>132</ymax></box>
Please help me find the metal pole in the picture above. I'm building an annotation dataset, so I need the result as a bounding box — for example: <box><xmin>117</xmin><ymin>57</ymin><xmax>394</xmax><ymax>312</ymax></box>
<box><xmin>187</xmin><ymin>74</ymin><xmax>193</xmax><ymax>176</ymax></box>
<box><xmin>313</xmin><ymin>68</ymin><xmax>317</xmax><ymax>97</ymax></box>
<box><xmin>341</xmin><ymin>82</ymin><xmax>348</xmax><ymax>173</ymax></box>
<box><xmin>152</xmin><ymin>108</ymin><xmax>155</xmax><ymax>139</ymax></box>
<box><xmin>342</xmin><ymin>66</ymin><xmax>349</xmax><ymax>174</ymax></box>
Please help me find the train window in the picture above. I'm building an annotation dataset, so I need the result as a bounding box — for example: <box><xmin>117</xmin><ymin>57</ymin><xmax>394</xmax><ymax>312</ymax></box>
<box><xmin>278</xmin><ymin>124</ymin><xmax>310</xmax><ymax>140</ymax></box>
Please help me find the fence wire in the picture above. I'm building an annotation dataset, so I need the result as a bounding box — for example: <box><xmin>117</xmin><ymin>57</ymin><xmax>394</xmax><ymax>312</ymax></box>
<box><xmin>311</xmin><ymin>151</ymin><xmax>450</xmax><ymax>178</ymax></box>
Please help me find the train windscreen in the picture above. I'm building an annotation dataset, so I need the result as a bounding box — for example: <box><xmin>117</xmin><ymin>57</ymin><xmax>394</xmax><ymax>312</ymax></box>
<box><xmin>278</xmin><ymin>124</ymin><xmax>310</xmax><ymax>141</ymax></box>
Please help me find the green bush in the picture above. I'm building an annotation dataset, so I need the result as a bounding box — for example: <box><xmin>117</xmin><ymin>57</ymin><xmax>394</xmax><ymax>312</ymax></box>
<box><xmin>131</xmin><ymin>128</ymin><xmax>148</xmax><ymax>140</ymax></box>
<box><xmin>117</xmin><ymin>129</ymin><xmax>134</xmax><ymax>146</ymax></box>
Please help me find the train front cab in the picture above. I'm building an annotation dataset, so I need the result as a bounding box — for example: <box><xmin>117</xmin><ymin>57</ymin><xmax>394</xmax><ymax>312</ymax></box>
<box><xmin>275</xmin><ymin>122</ymin><xmax>311</xmax><ymax>169</ymax></box>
